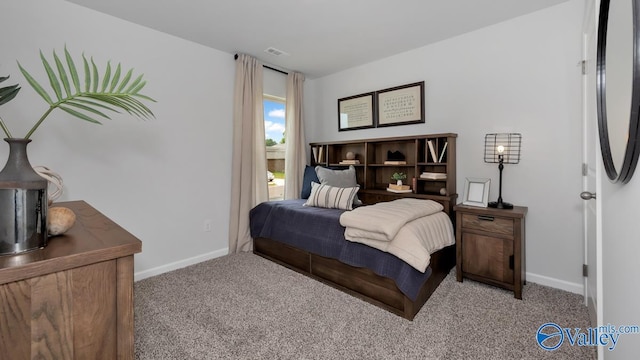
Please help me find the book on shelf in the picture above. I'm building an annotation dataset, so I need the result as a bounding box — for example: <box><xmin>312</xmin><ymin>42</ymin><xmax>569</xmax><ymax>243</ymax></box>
<box><xmin>438</xmin><ymin>142</ymin><xmax>448</xmax><ymax>163</ymax></box>
<box><xmin>420</xmin><ymin>172</ymin><xmax>447</xmax><ymax>180</ymax></box>
<box><xmin>339</xmin><ymin>159</ymin><xmax>360</xmax><ymax>165</ymax></box>
<box><xmin>318</xmin><ymin>146</ymin><xmax>324</xmax><ymax>163</ymax></box>
<box><xmin>312</xmin><ymin>147</ymin><xmax>319</xmax><ymax>163</ymax></box>
<box><xmin>383</xmin><ymin>160</ymin><xmax>407</xmax><ymax>165</ymax></box>
<box><xmin>388</xmin><ymin>183</ymin><xmax>410</xmax><ymax>191</ymax></box>
<box><xmin>427</xmin><ymin>140</ymin><xmax>438</xmax><ymax>163</ymax></box>
<box><xmin>386</xmin><ymin>188</ymin><xmax>413</xmax><ymax>194</ymax></box>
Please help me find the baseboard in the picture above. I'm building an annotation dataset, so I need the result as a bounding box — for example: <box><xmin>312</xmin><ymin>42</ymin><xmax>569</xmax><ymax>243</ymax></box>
<box><xmin>134</xmin><ymin>247</ymin><xmax>229</xmax><ymax>282</ymax></box>
<box><xmin>526</xmin><ymin>272</ymin><xmax>583</xmax><ymax>295</ymax></box>
<box><xmin>133</xmin><ymin>252</ymin><xmax>585</xmax><ymax>294</ymax></box>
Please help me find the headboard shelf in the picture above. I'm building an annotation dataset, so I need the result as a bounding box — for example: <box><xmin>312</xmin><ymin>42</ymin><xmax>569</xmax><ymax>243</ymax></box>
<box><xmin>310</xmin><ymin>133</ymin><xmax>457</xmax><ymax>214</ymax></box>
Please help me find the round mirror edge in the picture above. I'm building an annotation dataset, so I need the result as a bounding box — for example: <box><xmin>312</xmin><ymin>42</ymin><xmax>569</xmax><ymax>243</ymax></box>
<box><xmin>596</xmin><ymin>0</ymin><xmax>619</xmax><ymax>182</ymax></box>
<box><xmin>621</xmin><ymin>0</ymin><xmax>640</xmax><ymax>183</ymax></box>
<box><xmin>596</xmin><ymin>0</ymin><xmax>640</xmax><ymax>184</ymax></box>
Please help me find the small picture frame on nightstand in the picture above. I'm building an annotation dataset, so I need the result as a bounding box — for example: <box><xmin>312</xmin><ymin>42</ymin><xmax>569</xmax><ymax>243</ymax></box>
<box><xmin>462</xmin><ymin>177</ymin><xmax>491</xmax><ymax>207</ymax></box>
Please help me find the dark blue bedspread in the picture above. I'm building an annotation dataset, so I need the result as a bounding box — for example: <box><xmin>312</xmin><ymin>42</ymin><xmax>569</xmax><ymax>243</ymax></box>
<box><xmin>249</xmin><ymin>199</ymin><xmax>432</xmax><ymax>301</ymax></box>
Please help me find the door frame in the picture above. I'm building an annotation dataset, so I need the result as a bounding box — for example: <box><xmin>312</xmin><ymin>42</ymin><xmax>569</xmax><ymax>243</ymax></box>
<box><xmin>582</xmin><ymin>2</ymin><xmax>603</xmax><ymax>359</ymax></box>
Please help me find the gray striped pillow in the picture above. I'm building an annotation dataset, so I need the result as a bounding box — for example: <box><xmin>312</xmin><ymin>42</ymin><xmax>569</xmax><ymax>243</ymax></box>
<box><xmin>304</xmin><ymin>182</ymin><xmax>359</xmax><ymax>210</ymax></box>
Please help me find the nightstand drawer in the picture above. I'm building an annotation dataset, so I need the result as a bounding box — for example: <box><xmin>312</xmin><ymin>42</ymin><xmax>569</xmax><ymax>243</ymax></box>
<box><xmin>461</xmin><ymin>213</ymin><xmax>513</xmax><ymax>236</ymax></box>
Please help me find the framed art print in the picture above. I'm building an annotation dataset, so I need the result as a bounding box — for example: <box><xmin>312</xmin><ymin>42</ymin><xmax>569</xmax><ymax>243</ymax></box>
<box><xmin>376</xmin><ymin>81</ymin><xmax>424</xmax><ymax>127</ymax></box>
<box><xmin>338</xmin><ymin>92</ymin><xmax>375</xmax><ymax>131</ymax></box>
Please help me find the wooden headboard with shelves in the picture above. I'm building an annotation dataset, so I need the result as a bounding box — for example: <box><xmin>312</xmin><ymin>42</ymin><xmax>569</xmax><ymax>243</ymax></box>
<box><xmin>310</xmin><ymin>133</ymin><xmax>458</xmax><ymax>215</ymax></box>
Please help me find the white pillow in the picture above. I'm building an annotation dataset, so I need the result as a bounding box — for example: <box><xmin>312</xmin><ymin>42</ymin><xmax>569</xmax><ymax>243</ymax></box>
<box><xmin>304</xmin><ymin>182</ymin><xmax>359</xmax><ymax>210</ymax></box>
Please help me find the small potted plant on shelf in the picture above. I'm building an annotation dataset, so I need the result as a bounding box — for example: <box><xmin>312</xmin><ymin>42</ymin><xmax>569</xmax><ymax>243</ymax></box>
<box><xmin>391</xmin><ymin>172</ymin><xmax>407</xmax><ymax>186</ymax></box>
<box><xmin>388</xmin><ymin>172</ymin><xmax>410</xmax><ymax>192</ymax></box>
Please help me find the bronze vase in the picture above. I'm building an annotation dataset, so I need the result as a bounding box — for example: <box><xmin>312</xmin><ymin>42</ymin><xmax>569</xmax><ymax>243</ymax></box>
<box><xmin>0</xmin><ymin>138</ymin><xmax>47</xmax><ymax>255</ymax></box>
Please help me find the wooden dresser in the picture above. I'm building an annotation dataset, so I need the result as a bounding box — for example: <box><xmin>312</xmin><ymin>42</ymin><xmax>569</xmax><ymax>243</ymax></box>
<box><xmin>0</xmin><ymin>200</ymin><xmax>142</xmax><ymax>360</ymax></box>
<box><xmin>454</xmin><ymin>204</ymin><xmax>527</xmax><ymax>299</ymax></box>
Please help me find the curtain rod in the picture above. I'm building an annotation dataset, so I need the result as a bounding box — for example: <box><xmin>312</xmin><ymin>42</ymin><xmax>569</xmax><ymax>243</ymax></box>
<box><xmin>234</xmin><ymin>54</ymin><xmax>288</xmax><ymax>75</ymax></box>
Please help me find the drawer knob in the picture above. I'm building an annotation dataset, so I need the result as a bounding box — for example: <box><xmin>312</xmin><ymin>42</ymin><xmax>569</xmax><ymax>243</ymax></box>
<box><xmin>477</xmin><ymin>215</ymin><xmax>495</xmax><ymax>221</ymax></box>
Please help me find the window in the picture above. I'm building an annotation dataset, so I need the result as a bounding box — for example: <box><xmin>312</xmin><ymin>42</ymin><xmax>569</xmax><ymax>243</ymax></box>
<box><xmin>265</xmin><ymin>96</ymin><xmax>285</xmax><ymax>200</ymax></box>
<box><xmin>264</xmin><ymin>96</ymin><xmax>285</xmax><ymax>146</ymax></box>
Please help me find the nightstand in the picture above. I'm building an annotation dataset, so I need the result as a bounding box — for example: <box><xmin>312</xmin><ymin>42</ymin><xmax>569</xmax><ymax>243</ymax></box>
<box><xmin>454</xmin><ymin>204</ymin><xmax>527</xmax><ymax>299</ymax></box>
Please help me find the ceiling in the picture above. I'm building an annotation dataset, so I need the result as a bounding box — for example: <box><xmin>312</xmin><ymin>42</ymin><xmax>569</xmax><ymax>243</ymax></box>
<box><xmin>65</xmin><ymin>0</ymin><xmax>569</xmax><ymax>78</ymax></box>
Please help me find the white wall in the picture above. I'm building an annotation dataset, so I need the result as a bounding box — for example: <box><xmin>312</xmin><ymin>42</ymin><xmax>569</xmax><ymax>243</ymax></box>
<box><xmin>0</xmin><ymin>0</ymin><xmax>234</xmax><ymax>278</ymax></box>
<box><xmin>305</xmin><ymin>1</ymin><xmax>586</xmax><ymax>292</ymax></box>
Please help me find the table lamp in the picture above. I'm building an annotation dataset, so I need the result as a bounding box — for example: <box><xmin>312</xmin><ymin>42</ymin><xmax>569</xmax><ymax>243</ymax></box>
<box><xmin>484</xmin><ymin>133</ymin><xmax>521</xmax><ymax>209</ymax></box>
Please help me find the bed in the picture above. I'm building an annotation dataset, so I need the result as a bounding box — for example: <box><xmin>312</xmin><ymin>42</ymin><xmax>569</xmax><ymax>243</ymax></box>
<box><xmin>250</xmin><ymin>195</ymin><xmax>455</xmax><ymax>320</ymax></box>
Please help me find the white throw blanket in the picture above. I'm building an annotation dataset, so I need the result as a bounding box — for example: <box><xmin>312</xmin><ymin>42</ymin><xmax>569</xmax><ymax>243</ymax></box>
<box><xmin>339</xmin><ymin>198</ymin><xmax>444</xmax><ymax>241</ymax></box>
<box><xmin>339</xmin><ymin>199</ymin><xmax>454</xmax><ymax>272</ymax></box>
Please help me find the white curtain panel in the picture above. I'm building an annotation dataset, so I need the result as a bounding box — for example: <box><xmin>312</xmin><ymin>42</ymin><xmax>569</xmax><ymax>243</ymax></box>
<box><xmin>228</xmin><ymin>54</ymin><xmax>268</xmax><ymax>253</ymax></box>
<box><xmin>284</xmin><ymin>72</ymin><xmax>307</xmax><ymax>199</ymax></box>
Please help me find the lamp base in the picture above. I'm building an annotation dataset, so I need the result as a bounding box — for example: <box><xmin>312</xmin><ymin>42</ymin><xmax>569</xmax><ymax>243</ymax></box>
<box><xmin>488</xmin><ymin>201</ymin><xmax>513</xmax><ymax>209</ymax></box>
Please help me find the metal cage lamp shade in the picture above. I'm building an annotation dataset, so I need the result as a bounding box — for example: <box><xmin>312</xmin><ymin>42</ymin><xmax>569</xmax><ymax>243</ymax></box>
<box><xmin>484</xmin><ymin>133</ymin><xmax>522</xmax><ymax>209</ymax></box>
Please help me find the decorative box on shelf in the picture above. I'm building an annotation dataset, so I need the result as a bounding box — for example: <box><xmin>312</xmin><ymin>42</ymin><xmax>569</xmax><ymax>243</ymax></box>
<box><xmin>388</xmin><ymin>183</ymin><xmax>410</xmax><ymax>191</ymax></box>
<box><xmin>387</xmin><ymin>183</ymin><xmax>412</xmax><ymax>193</ymax></box>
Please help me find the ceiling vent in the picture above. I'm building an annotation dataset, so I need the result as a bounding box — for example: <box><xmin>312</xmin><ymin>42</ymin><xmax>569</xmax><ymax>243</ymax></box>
<box><xmin>264</xmin><ymin>47</ymin><xmax>289</xmax><ymax>57</ymax></box>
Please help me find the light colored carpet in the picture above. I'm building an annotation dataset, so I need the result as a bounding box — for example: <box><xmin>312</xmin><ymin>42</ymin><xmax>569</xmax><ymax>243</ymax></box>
<box><xmin>134</xmin><ymin>252</ymin><xmax>596</xmax><ymax>359</ymax></box>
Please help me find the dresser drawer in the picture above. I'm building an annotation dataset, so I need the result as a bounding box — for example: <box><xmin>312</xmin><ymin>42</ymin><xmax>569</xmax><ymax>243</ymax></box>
<box><xmin>461</xmin><ymin>213</ymin><xmax>514</xmax><ymax>236</ymax></box>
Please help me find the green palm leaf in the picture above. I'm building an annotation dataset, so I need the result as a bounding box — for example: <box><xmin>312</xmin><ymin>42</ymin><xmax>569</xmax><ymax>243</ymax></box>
<box><xmin>129</xmin><ymin>80</ymin><xmax>147</xmax><ymax>95</ymax></box>
<box><xmin>58</xmin><ymin>106</ymin><xmax>103</xmax><ymax>124</ymax></box>
<box><xmin>17</xmin><ymin>62</ymin><xmax>53</xmax><ymax>105</ymax></box>
<box><xmin>82</xmin><ymin>54</ymin><xmax>91</xmax><ymax>92</ymax></box>
<box><xmin>86</xmin><ymin>94</ymin><xmax>151</xmax><ymax>118</ymax></box>
<box><xmin>16</xmin><ymin>48</ymin><xmax>155</xmax><ymax>139</ymax></box>
<box><xmin>117</xmin><ymin>69</ymin><xmax>133</xmax><ymax>93</ymax></box>
<box><xmin>109</xmin><ymin>63</ymin><xmax>121</xmax><ymax>92</ymax></box>
<box><xmin>0</xmin><ymin>75</ymin><xmax>20</xmax><ymax>137</ymax></box>
<box><xmin>65</xmin><ymin>46</ymin><xmax>81</xmax><ymax>93</ymax></box>
<box><xmin>40</xmin><ymin>50</ymin><xmax>63</xmax><ymax>101</ymax></box>
<box><xmin>71</xmin><ymin>98</ymin><xmax>119</xmax><ymax>113</ymax></box>
<box><xmin>53</xmin><ymin>50</ymin><xmax>72</xmax><ymax>98</ymax></box>
<box><xmin>101</xmin><ymin>61</ymin><xmax>111</xmax><ymax>93</ymax></box>
<box><xmin>64</xmin><ymin>101</ymin><xmax>112</xmax><ymax>120</ymax></box>
<box><xmin>125</xmin><ymin>74</ymin><xmax>144</xmax><ymax>93</ymax></box>
<box><xmin>0</xmin><ymin>83</ymin><xmax>20</xmax><ymax>106</ymax></box>
<box><xmin>91</xmin><ymin>58</ymin><xmax>99</xmax><ymax>93</ymax></box>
